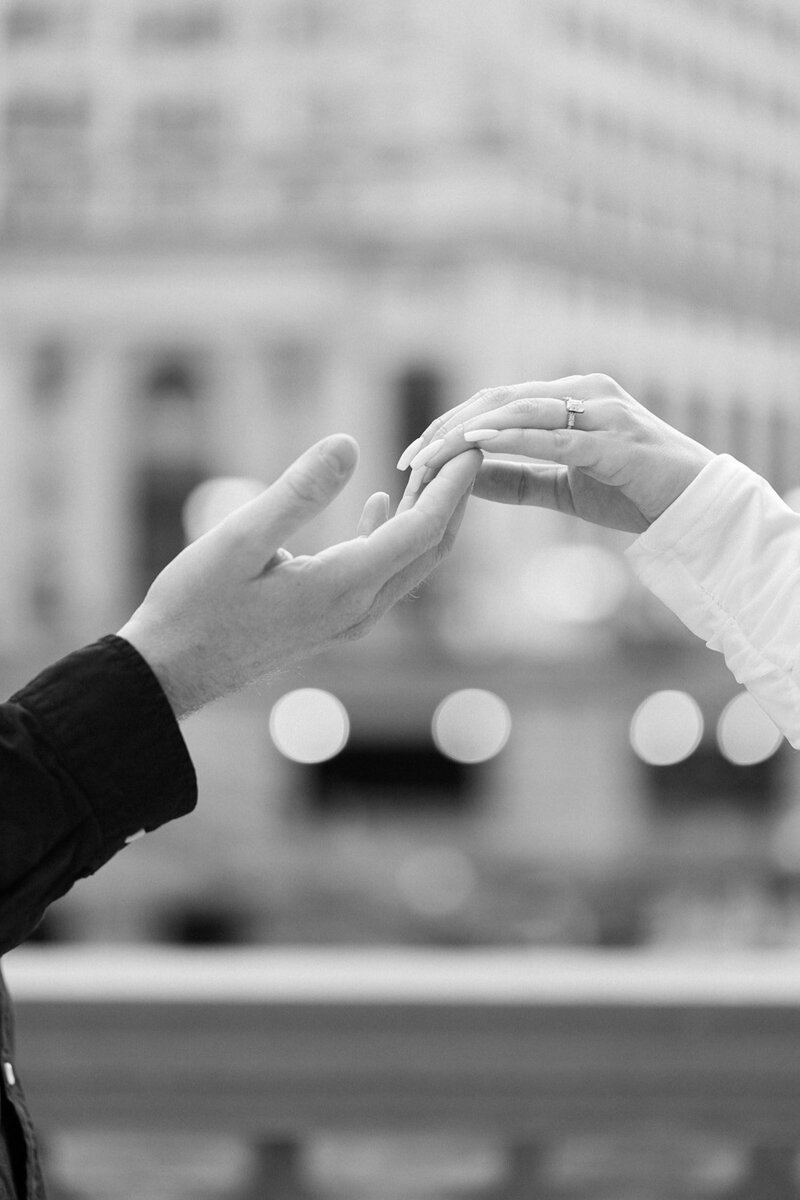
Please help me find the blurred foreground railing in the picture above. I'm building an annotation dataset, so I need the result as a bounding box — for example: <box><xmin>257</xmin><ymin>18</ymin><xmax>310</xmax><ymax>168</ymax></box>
<box><xmin>6</xmin><ymin>947</ymin><xmax>800</xmax><ymax>1198</ymax></box>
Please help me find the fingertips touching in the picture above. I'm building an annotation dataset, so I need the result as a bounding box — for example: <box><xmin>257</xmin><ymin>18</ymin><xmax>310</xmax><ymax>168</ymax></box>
<box><xmin>408</xmin><ymin>438</ymin><xmax>445</xmax><ymax>471</ymax></box>
<box><xmin>405</xmin><ymin>424</ymin><xmax>477</xmax><ymax>476</ymax></box>
<box><xmin>395</xmin><ymin>387</ymin><xmax>496</xmax><ymax>470</ymax></box>
<box><xmin>395</xmin><ymin>381</ymin><xmax>592</xmax><ymax>469</ymax></box>
<box><xmin>418</xmin><ymin>446</ymin><xmax>482</xmax><ymax>499</ymax></box>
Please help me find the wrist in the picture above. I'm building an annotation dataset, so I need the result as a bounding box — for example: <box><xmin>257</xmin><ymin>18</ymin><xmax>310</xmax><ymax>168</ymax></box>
<box><xmin>116</xmin><ymin>620</ymin><xmax>206</xmax><ymax>720</ymax></box>
<box><xmin>642</xmin><ymin>443</ymin><xmax>716</xmax><ymax>525</ymax></box>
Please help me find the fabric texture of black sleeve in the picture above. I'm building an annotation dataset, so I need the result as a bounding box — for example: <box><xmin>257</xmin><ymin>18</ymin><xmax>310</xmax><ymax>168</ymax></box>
<box><xmin>0</xmin><ymin>635</ymin><xmax>197</xmax><ymax>954</ymax></box>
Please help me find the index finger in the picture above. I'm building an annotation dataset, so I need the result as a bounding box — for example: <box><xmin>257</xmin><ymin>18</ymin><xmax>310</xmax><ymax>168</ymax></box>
<box><xmin>321</xmin><ymin>449</ymin><xmax>482</xmax><ymax>585</ymax></box>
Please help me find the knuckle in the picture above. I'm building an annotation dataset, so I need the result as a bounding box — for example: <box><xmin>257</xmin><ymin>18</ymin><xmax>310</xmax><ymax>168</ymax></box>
<box><xmin>467</xmin><ymin>386</ymin><xmax>491</xmax><ymax>404</ymax></box>
<box><xmin>581</xmin><ymin>372</ymin><xmax>621</xmax><ymax>396</ymax></box>
<box><xmin>488</xmin><ymin>384</ymin><xmax>513</xmax><ymax>407</ymax></box>
<box><xmin>510</xmin><ymin>396</ymin><xmax>540</xmax><ymax>420</ymax></box>
<box><xmin>606</xmin><ymin>395</ymin><xmax>631</xmax><ymax>423</ymax></box>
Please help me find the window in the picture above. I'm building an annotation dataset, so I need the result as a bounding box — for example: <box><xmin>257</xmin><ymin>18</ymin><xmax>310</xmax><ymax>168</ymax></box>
<box><xmin>135</xmin><ymin>461</ymin><xmax>207</xmax><ymax>590</ymax></box>
<box><xmin>133</xmin><ymin>3</ymin><xmax>224</xmax><ymax>46</ymax></box>
<box><xmin>30</xmin><ymin>339</ymin><xmax>69</xmax><ymax>408</ymax></box>
<box><xmin>134</xmin><ymin>353</ymin><xmax>208</xmax><ymax>591</ymax></box>
<box><xmin>557</xmin><ymin>4</ymin><xmax>585</xmax><ymax>45</ymax></box>
<box><xmin>640</xmin><ymin>35</ymin><xmax>677</xmax><ymax>78</ymax></box>
<box><xmin>132</xmin><ymin>99</ymin><xmax>223</xmax><ymax>220</ymax></box>
<box><xmin>138</xmin><ymin>352</ymin><xmax>207</xmax><ymax>462</ymax></box>
<box><xmin>395</xmin><ymin>366</ymin><xmax>445</xmax><ymax>462</ymax></box>
<box><xmin>146</xmin><ymin>357</ymin><xmax>203</xmax><ymax>404</ymax></box>
<box><xmin>264</xmin><ymin>339</ymin><xmax>323</xmax><ymax>407</ymax></box>
<box><xmin>3</xmin><ymin>92</ymin><xmax>91</xmax><ymax>236</ymax></box>
<box><xmin>266</xmin><ymin>0</ymin><xmax>337</xmax><ymax>44</ymax></box>
<box><xmin>3</xmin><ymin>0</ymin><xmax>83</xmax><ymax>43</ymax></box>
<box><xmin>687</xmin><ymin>56</ymin><xmax>715</xmax><ymax>93</ymax></box>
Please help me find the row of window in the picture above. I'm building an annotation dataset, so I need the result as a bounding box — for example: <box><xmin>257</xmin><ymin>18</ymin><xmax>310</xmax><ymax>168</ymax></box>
<box><xmin>681</xmin><ymin>0</ymin><xmax>800</xmax><ymax>44</ymax></box>
<box><xmin>5</xmin><ymin>176</ymin><xmax>796</xmax><ymax>261</ymax></box>
<box><xmin>2</xmin><ymin>0</ymin><xmax>409</xmax><ymax>48</ymax></box>
<box><xmin>561</xmin><ymin>103</ymin><xmax>799</xmax><ymax>205</ymax></box>
<box><xmin>562</xmin><ymin>188</ymin><xmax>797</xmax><ymax>259</ymax></box>
<box><xmin>5</xmin><ymin>89</ymin><xmax>797</xmax><ymax>189</ymax></box>
<box><xmin>15</xmin><ymin>340</ymin><xmax>800</xmax><ymax>625</ymax></box>
<box><xmin>563</xmin><ymin>0</ymin><xmax>800</xmax><ymax>49</ymax></box>
<box><xmin>4</xmin><ymin>177</ymin><xmax>797</xmax><ymax>273</ymax></box>
<box><xmin>555</xmin><ymin>8</ymin><xmax>800</xmax><ymax>121</ymax></box>
<box><xmin>20</xmin><ymin>338</ymin><xmax>800</xmax><ymax>478</ymax></box>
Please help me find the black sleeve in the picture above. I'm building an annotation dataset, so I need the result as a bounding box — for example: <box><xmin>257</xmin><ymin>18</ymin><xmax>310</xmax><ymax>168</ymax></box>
<box><xmin>0</xmin><ymin>635</ymin><xmax>197</xmax><ymax>954</ymax></box>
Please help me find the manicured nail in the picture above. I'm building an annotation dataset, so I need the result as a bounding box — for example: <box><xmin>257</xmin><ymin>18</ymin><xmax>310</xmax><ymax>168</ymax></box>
<box><xmin>409</xmin><ymin>438</ymin><xmax>445</xmax><ymax>471</ymax></box>
<box><xmin>463</xmin><ymin>429</ymin><xmax>500</xmax><ymax>442</ymax></box>
<box><xmin>322</xmin><ymin>437</ymin><xmax>358</xmax><ymax>475</ymax></box>
<box><xmin>406</xmin><ymin>465</ymin><xmax>426</xmax><ymax>494</ymax></box>
<box><xmin>397</xmin><ymin>436</ymin><xmax>423</xmax><ymax>471</ymax></box>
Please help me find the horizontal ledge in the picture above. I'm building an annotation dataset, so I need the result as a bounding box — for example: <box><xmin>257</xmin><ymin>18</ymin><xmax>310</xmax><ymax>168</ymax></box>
<box><xmin>6</xmin><ymin>946</ymin><xmax>800</xmax><ymax>1007</ymax></box>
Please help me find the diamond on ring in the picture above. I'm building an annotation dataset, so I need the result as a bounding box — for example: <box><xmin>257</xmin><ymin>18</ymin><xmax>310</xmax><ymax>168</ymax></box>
<box><xmin>564</xmin><ymin>397</ymin><xmax>586</xmax><ymax>430</ymax></box>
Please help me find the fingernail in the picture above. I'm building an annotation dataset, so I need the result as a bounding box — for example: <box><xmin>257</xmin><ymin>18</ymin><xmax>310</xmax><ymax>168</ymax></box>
<box><xmin>409</xmin><ymin>438</ymin><xmax>445</xmax><ymax>470</ymax></box>
<box><xmin>323</xmin><ymin>440</ymin><xmax>357</xmax><ymax>475</ymax></box>
<box><xmin>463</xmin><ymin>429</ymin><xmax>500</xmax><ymax>442</ymax></box>
<box><xmin>406</xmin><ymin>465</ymin><xmax>426</xmax><ymax>494</ymax></box>
<box><xmin>397</xmin><ymin>436</ymin><xmax>423</xmax><ymax>471</ymax></box>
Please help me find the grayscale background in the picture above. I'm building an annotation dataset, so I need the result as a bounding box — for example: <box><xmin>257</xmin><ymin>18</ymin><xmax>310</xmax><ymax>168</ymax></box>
<box><xmin>1</xmin><ymin>1</ymin><xmax>799</xmax><ymax>1197</ymax></box>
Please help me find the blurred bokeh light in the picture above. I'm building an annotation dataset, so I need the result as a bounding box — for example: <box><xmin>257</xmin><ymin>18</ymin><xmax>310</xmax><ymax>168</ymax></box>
<box><xmin>629</xmin><ymin>689</ymin><xmax>704</xmax><ymax>766</ymax></box>
<box><xmin>269</xmin><ymin>688</ymin><xmax>350</xmax><ymax>764</ymax></box>
<box><xmin>716</xmin><ymin>692</ymin><xmax>783</xmax><ymax>766</ymax></box>
<box><xmin>432</xmin><ymin>688</ymin><xmax>511</xmax><ymax>764</ymax></box>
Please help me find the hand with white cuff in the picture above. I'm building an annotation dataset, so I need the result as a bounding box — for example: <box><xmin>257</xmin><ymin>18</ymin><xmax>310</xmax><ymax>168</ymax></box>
<box><xmin>397</xmin><ymin>373</ymin><xmax>714</xmax><ymax>534</ymax></box>
<box><xmin>119</xmin><ymin>434</ymin><xmax>481</xmax><ymax>717</ymax></box>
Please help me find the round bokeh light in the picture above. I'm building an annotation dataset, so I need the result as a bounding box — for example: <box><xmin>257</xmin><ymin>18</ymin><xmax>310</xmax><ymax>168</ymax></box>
<box><xmin>269</xmin><ymin>689</ymin><xmax>350</xmax><ymax>764</ymax></box>
<box><xmin>629</xmin><ymin>690</ymin><xmax>704</xmax><ymax>766</ymax></box>
<box><xmin>432</xmin><ymin>689</ymin><xmax>511</xmax><ymax>764</ymax></box>
<box><xmin>717</xmin><ymin>692</ymin><xmax>782</xmax><ymax>766</ymax></box>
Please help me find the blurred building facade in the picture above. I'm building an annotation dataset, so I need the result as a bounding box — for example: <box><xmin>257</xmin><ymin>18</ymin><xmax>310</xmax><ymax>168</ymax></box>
<box><xmin>1</xmin><ymin>0</ymin><xmax>800</xmax><ymax>944</ymax></box>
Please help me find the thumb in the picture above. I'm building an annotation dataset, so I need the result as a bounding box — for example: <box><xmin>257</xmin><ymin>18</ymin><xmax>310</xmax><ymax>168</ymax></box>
<box><xmin>225</xmin><ymin>434</ymin><xmax>359</xmax><ymax>555</ymax></box>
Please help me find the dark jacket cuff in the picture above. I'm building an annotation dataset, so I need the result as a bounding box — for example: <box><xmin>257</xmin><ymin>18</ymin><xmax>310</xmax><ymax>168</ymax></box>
<box><xmin>9</xmin><ymin>635</ymin><xmax>197</xmax><ymax>845</ymax></box>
